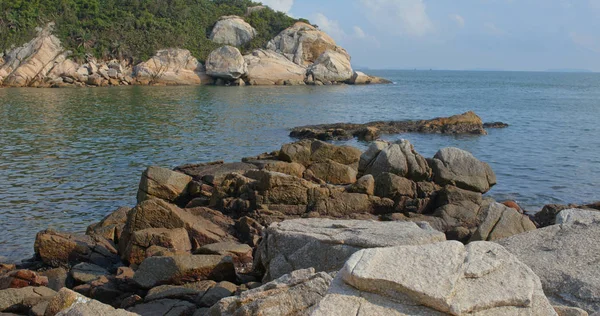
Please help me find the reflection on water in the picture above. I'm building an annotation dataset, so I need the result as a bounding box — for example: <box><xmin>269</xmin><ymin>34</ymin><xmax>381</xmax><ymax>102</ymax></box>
<box><xmin>1</xmin><ymin>70</ymin><xmax>600</xmax><ymax>261</ymax></box>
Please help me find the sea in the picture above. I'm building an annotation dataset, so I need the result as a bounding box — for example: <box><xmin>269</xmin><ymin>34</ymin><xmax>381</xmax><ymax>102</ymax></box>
<box><xmin>1</xmin><ymin>70</ymin><xmax>600</xmax><ymax>262</ymax></box>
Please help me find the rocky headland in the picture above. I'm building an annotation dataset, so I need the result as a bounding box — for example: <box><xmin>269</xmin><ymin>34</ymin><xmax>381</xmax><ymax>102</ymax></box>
<box><xmin>1</xmin><ymin>131</ymin><xmax>599</xmax><ymax>315</ymax></box>
<box><xmin>0</xmin><ymin>21</ymin><xmax>389</xmax><ymax>88</ymax></box>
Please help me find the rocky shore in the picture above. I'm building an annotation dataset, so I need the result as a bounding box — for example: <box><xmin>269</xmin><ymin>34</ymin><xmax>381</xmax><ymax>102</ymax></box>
<box><xmin>290</xmin><ymin>111</ymin><xmax>509</xmax><ymax>141</ymax></box>
<box><xmin>1</xmin><ymin>134</ymin><xmax>599</xmax><ymax>315</ymax></box>
<box><xmin>0</xmin><ymin>20</ymin><xmax>389</xmax><ymax>88</ymax></box>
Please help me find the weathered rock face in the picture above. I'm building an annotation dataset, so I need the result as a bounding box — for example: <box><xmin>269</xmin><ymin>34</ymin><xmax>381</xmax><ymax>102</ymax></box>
<box><xmin>312</xmin><ymin>241</ymin><xmax>557</xmax><ymax>316</ymax></box>
<box><xmin>210</xmin><ymin>16</ymin><xmax>257</xmax><ymax>47</ymax></box>
<box><xmin>0</xmin><ymin>286</ymin><xmax>56</xmax><ymax>313</ymax></box>
<box><xmin>46</xmin><ymin>287</ymin><xmax>136</xmax><ymax>316</ymax></box>
<box><xmin>119</xmin><ymin>199</ymin><xmax>234</xmax><ymax>254</ymax></box>
<box><xmin>243</xmin><ymin>49</ymin><xmax>306</xmax><ymax>85</ymax></box>
<box><xmin>210</xmin><ymin>268</ymin><xmax>332</xmax><ymax>315</ymax></box>
<box><xmin>555</xmin><ymin>208</ymin><xmax>600</xmax><ymax>225</ymax></box>
<box><xmin>363</xmin><ymin>140</ymin><xmax>431</xmax><ymax>181</ymax></box>
<box><xmin>308</xmin><ymin>50</ymin><xmax>353</xmax><ymax>83</ymax></box>
<box><xmin>255</xmin><ymin>219</ymin><xmax>446</xmax><ymax>281</ymax></box>
<box><xmin>498</xmin><ymin>222</ymin><xmax>600</xmax><ymax>313</ymax></box>
<box><xmin>176</xmin><ymin>162</ymin><xmax>257</xmax><ymax>186</ymax></box>
<box><xmin>430</xmin><ymin>147</ymin><xmax>497</xmax><ymax>193</ymax></box>
<box><xmin>267</xmin><ymin>22</ymin><xmax>347</xmax><ymax>66</ymax></box>
<box><xmin>121</xmin><ymin>228</ymin><xmax>192</xmax><ymax>265</ymax></box>
<box><xmin>136</xmin><ymin>166</ymin><xmax>192</xmax><ymax>204</ymax></box>
<box><xmin>134</xmin><ymin>48</ymin><xmax>213</xmax><ymax>85</ymax></box>
<box><xmin>86</xmin><ymin>206</ymin><xmax>130</xmax><ymax>243</ymax></box>
<box><xmin>0</xmin><ymin>23</ymin><xmax>65</xmax><ymax>87</ymax></box>
<box><xmin>206</xmin><ymin>46</ymin><xmax>247</xmax><ymax>80</ymax></box>
<box><xmin>470</xmin><ymin>202</ymin><xmax>537</xmax><ymax>241</ymax></box>
<box><xmin>132</xmin><ymin>255</ymin><xmax>236</xmax><ymax>289</ymax></box>
<box><xmin>0</xmin><ymin>270</ymin><xmax>48</xmax><ymax>290</ymax></box>
<box><xmin>34</xmin><ymin>229</ymin><xmax>120</xmax><ymax>268</ymax></box>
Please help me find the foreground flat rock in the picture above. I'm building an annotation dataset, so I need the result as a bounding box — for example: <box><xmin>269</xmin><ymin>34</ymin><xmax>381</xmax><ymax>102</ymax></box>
<box><xmin>498</xmin><ymin>222</ymin><xmax>600</xmax><ymax>313</ymax></box>
<box><xmin>255</xmin><ymin>219</ymin><xmax>446</xmax><ymax>281</ymax></box>
<box><xmin>210</xmin><ymin>268</ymin><xmax>332</xmax><ymax>315</ymax></box>
<box><xmin>133</xmin><ymin>255</ymin><xmax>236</xmax><ymax>289</ymax></box>
<box><xmin>312</xmin><ymin>241</ymin><xmax>557</xmax><ymax>315</ymax></box>
<box><xmin>555</xmin><ymin>208</ymin><xmax>600</xmax><ymax>225</ymax></box>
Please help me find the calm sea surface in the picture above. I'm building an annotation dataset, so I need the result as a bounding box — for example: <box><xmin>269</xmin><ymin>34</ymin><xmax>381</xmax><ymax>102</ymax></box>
<box><xmin>1</xmin><ymin>70</ymin><xmax>600</xmax><ymax>261</ymax></box>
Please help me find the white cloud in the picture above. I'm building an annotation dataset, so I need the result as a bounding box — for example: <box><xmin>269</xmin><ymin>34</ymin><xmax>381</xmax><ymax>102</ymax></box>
<box><xmin>312</xmin><ymin>13</ymin><xmax>346</xmax><ymax>41</ymax></box>
<box><xmin>353</xmin><ymin>26</ymin><xmax>366</xmax><ymax>39</ymax></box>
<box><xmin>484</xmin><ymin>22</ymin><xmax>506</xmax><ymax>36</ymax></box>
<box><xmin>359</xmin><ymin>0</ymin><xmax>434</xmax><ymax>37</ymax></box>
<box><xmin>570</xmin><ymin>32</ymin><xmax>600</xmax><ymax>53</ymax></box>
<box><xmin>450</xmin><ymin>14</ymin><xmax>465</xmax><ymax>28</ymax></box>
<box><xmin>260</xmin><ymin>0</ymin><xmax>294</xmax><ymax>13</ymax></box>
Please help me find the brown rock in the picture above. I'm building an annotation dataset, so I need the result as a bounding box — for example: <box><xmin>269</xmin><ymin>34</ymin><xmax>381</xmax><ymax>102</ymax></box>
<box><xmin>175</xmin><ymin>161</ymin><xmax>256</xmax><ymax>185</ymax></box>
<box><xmin>34</xmin><ymin>229</ymin><xmax>119</xmax><ymax>268</ymax></box>
<box><xmin>86</xmin><ymin>206</ymin><xmax>130</xmax><ymax>243</ymax></box>
<box><xmin>374</xmin><ymin>173</ymin><xmax>417</xmax><ymax>200</ymax></box>
<box><xmin>195</xmin><ymin>242</ymin><xmax>253</xmax><ymax>274</ymax></box>
<box><xmin>0</xmin><ymin>270</ymin><xmax>48</xmax><ymax>290</ymax></box>
<box><xmin>136</xmin><ymin>166</ymin><xmax>192</xmax><ymax>204</ymax></box>
<box><xmin>307</xmin><ymin>160</ymin><xmax>357</xmax><ymax>185</ymax></box>
<box><xmin>347</xmin><ymin>175</ymin><xmax>375</xmax><ymax>195</ymax></box>
<box><xmin>121</xmin><ymin>228</ymin><xmax>192</xmax><ymax>265</ymax></box>
<box><xmin>502</xmin><ymin>200</ymin><xmax>523</xmax><ymax>213</ymax></box>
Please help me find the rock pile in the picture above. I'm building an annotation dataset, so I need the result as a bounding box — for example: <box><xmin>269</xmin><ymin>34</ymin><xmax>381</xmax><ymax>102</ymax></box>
<box><xmin>1</xmin><ymin>138</ymin><xmax>597</xmax><ymax>315</ymax></box>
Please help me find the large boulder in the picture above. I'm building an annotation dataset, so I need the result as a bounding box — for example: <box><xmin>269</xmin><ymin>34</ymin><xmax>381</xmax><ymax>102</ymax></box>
<box><xmin>307</xmin><ymin>50</ymin><xmax>353</xmax><ymax>83</ymax></box>
<box><xmin>243</xmin><ymin>49</ymin><xmax>306</xmax><ymax>85</ymax></box>
<box><xmin>34</xmin><ymin>230</ymin><xmax>120</xmax><ymax>268</ymax></box>
<box><xmin>205</xmin><ymin>46</ymin><xmax>247</xmax><ymax>80</ymax></box>
<box><xmin>470</xmin><ymin>202</ymin><xmax>536</xmax><ymax>241</ymax></box>
<box><xmin>136</xmin><ymin>166</ymin><xmax>192</xmax><ymax>203</ymax></box>
<box><xmin>134</xmin><ymin>49</ymin><xmax>213</xmax><ymax>85</ymax></box>
<box><xmin>246</xmin><ymin>170</ymin><xmax>318</xmax><ymax>207</ymax></box>
<box><xmin>312</xmin><ymin>241</ymin><xmax>557</xmax><ymax>315</ymax></box>
<box><xmin>119</xmin><ymin>199</ymin><xmax>234</xmax><ymax>253</ymax></box>
<box><xmin>429</xmin><ymin>147</ymin><xmax>497</xmax><ymax>193</ymax></box>
<box><xmin>498</xmin><ymin>222</ymin><xmax>600</xmax><ymax>313</ymax></box>
<box><xmin>209</xmin><ymin>268</ymin><xmax>331</xmax><ymax>315</ymax></box>
<box><xmin>255</xmin><ymin>218</ymin><xmax>446</xmax><ymax>281</ymax></box>
<box><xmin>267</xmin><ymin>22</ymin><xmax>347</xmax><ymax>66</ymax></box>
<box><xmin>121</xmin><ymin>228</ymin><xmax>192</xmax><ymax>265</ymax></box>
<box><xmin>210</xmin><ymin>16</ymin><xmax>257</xmax><ymax>46</ymax></box>
<box><xmin>306</xmin><ymin>160</ymin><xmax>357</xmax><ymax>185</ymax></box>
<box><xmin>0</xmin><ymin>23</ymin><xmax>65</xmax><ymax>87</ymax></box>
<box><xmin>132</xmin><ymin>255</ymin><xmax>236</xmax><ymax>289</ymax></box>
<box><xmin>279</xmin><ymin>140</ymin><xmax>362</xmax><ymax>167</ymax></box>
<box><xmin>0</xmin><ymin>286</ymin><xmax>56</xmax><ymax>313</ymax></box>
<box><xmin>363</xmin><ymin>140</ymin><xmax>431</xmax><ymax>181</ymax></box>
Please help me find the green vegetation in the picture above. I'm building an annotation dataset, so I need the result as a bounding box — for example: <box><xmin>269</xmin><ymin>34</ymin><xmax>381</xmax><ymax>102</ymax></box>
<box><xmin>0</xmin><ymin>0</ymin><xmax>306</xmax><ymax>63</ymax></box>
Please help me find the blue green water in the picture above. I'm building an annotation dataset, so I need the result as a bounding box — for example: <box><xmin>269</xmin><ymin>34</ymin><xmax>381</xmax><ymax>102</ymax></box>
<box><xmin>1</xmin><ymin>70</ymin><xmax>600</xmax><ymax>261</ymax></box>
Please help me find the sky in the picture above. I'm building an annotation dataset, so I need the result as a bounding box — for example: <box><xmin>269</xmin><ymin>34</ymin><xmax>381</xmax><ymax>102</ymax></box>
<box><xmin>260</xmin><ymin>0</ymin><xmax>600</xmax><ymax>71</ymax></box>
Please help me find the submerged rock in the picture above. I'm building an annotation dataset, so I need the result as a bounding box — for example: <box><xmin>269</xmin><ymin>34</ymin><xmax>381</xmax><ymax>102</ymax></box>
<box><xmin>290</xmin><ymin>111</ymin><xmax>499</xmax><ymax>141</ymax></box>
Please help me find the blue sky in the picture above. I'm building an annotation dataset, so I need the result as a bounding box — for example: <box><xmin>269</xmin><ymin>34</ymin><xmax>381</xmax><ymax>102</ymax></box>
<box><xmin>260</xmin><ymin>0</ymin><xmax>600</xmax><ymax>71</ymax></box>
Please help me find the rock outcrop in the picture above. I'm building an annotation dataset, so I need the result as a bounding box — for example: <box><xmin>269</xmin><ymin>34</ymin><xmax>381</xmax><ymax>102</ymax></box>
<box><xmin>134</xmin><ymin>49</ymin><xmax>213</xmax><ymax>85</ymax></box>
<box><xmin>255</xmin><ymin>219</ymin><xmax>446</xmax><ymax>281</ymax></box>
<box><xmin>267</xmin><ymin>22</ymin><xmax>347</xmax><ymax>66</ymax></box>
<box><xmin>0</xmin><ymin>23</ymin><xmax>64</xmax><ymax>87</ymax></box>
<box><xmin>498</xmin><ymin>222</ymin><xmax>600</xmax><ymax>313</ymax></box>
<box><xmin>244</xmin><ymin>49</ymin><xmax>306</xmax><ymax>85</ymax></box>
<box><xmin>290</xmin><ymin>111</ymin><xmax>504</xmax><ymax>141</ymax></box>
<box><xmin>136</xmin><ymin>166</ymin><xmax>192</xmax><ymax>204</ymax></box>
<box><xmin>210</xmin><ymin>16</ymin><xmax>257</xmax><ymax>46</ymax></box>
<box><xmin>307</xmin><ymin>50</ymin><xmax>353</xmax><ymax>84</ymax></box>
<box><xmin>205</xmin><ymin>46</ymin><xmax>247</xmax><ymax>80</ymax></box>
<box><xmin>430</xmin><ymin>147</ymin><xmax>497</xmax><ymax>193</ymax></box>
<box><xmin>312</xmin><ymin>241</ymin><xmax>557</xmax><ymax>315</ymax></box>
<box><xmin>348</xmin><ymin>71</ymin><xmax>391</xmax><ymax>84</ymax></box>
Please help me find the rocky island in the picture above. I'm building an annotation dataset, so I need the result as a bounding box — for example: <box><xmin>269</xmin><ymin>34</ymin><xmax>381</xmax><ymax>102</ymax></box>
<box><xmin>1</xmin><ymin>130</ymin><xmax>599</xmax><ymax>315</ymax></box>
<box><xmin>0</xmin><ymin>17</ymin><xmax>387</xmax><ymax>88</ymax></box>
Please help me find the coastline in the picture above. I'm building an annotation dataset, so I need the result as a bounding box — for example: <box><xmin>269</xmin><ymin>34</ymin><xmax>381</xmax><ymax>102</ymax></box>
<box><xmin>1</xmin><ymin>130</ymin><xmax>598</xmax><ymax>314</ymax></box>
